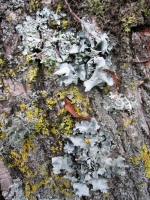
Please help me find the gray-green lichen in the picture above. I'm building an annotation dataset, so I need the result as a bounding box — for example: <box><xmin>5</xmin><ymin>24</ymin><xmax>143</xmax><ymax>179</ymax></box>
<box><xmin>52</xmin><ymin>118</ymin><xmax>126</xmax><ymax>197</ymax></box>
<box><xmin>16</xmin><ymin>7</ymin><xmax>115</xmax><ymax>91</ymax></box>
<box><xmin>103</xmin><ymin>92</ymin><xmax>132</xmax><ymax>111</ymax></box>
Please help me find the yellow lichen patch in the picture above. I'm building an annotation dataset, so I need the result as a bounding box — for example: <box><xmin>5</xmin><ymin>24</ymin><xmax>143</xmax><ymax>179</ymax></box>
<box><xmin>9</xmin><ymin>136</ymin><xmax>41</xmax><ymax>197</ymax></box>
<box><xmin>104</xmin><ymin>85</ymin><xmax>111</xmax><ymax>94</ymax></box>
<box><xmin>123</xmin><ymin>118</ymin><xmax>135</xmax><ymax>127</ymax></box>
<box><xmin>121</xmin><ymin>16</ymin><xmax>136</xmax><ymax>33</ymax></box>
<box><xmin>19</xmin><ymin>103</ymin><xmax>26</xmax><ymax>112</ymax></box>
<box><xmin>59</xmin><ymin>115</ymin><xmax>74</xmax><ymax>136</ymax></box>
<box><xmin>35</xmin><ymin>114</ymin><xmax>50</xmax><ymax>135</ymax></box>
<box><xmin>9</xmin><ymin>69</ymin><xmax>16</xmax><ymax>77</ymax></box>
<box><xmin>41</xmin><ymin>90</ymin><xmax>47</xmax><ymax>97</ymax></box>
<box><xmin>62</xmin><ymin>20</ymin><xmax>68</xmax><ymax>30</ymax></box>
<box><xmin>8</xmin><ymin>14</ymin><xmax>13</xmax><ymax>20</ymax></box>
<box><xmin>85</xmin><ymin>138</ymin><xmax>90</xmax><ymax>144</ymax></box>
<box><xmin>130</xmin><ymin>156</ymin><xmax>139</xmax><ymax>165</ymax></box>
<box><xmin>0</xmin><ymin>59</ymin><xmax>4</xmax><ymax>65</ymax></box>
<box><xmin>0</xmin><ymin>82</ymin><xmax>10</xmax><ymax>100</ymax></box>
<box><xmin>26</xmin><ymin>54</ymin><xmax>31</xmax><ymax>64</ymax></box>
<box><xmin>56</xmin><ymin>4</ymin><xmax>61</xmax><ymax>13</ymax></box>
<box><xmin>10</xmin><ymin>137</ymin><xmax>35</xmax><ymax>177</ymax></box>
<box><xmin>138</xmin><ymin>184</ymin><xmax>144</xmax><ymax>189</ymax></box>
<box><xmin>25</xmin><ymin>106</ymin><xmax>50</xmax><ymax>135</ymax></box>
<box><xmin>0</xmin><ymin>132</ymin><xmax>6</xmax><ymax>139</ymax></box>
<box><xmin>131</xmin><ymin>145</ymin><xmax>150</xmax><ymax>178</ymax></box>
<box><xmin>29</xmin><ymin>0</ymin><xmax>39</xmax><ymax>12</ymax></box>
<box><xmin>123</xmin><ymin>63</ymin><xmax>127</xmax><ymax>67</ymax></box>
<box><xmin>49</xmin><ymin>171</ymin><xmax>73</xmax><ymax>198</ymax></box>
<box><xmin>130</xmin><ymin>82</ymin><xmax>135</xmax><ymax>90</ymax></box>
<box><xmin>26</xmin><ymin>67</ymin><xmax>38</xmax><ymax>83</ymax></box>
<box><xmin>51</xmin><ymin>86</ymin><xmax>91</xmax><ymax>137</ymax></box>
<box><xmin>46</xmin><ymin>98</ymin><xmax>57</xmax><ymax>109</ymax></box>
<box><xmin>140</xmin><ymin>144</ymin><xmax>150</xmax><ymax>178</ymax></box>
<box><xmin>26</xmin><ymin>107</ymin><xmax>39</xmax><ymax>121</ymax></box>
<box><xmin>103</xmin><ymin>191</ymin><xmax>109</xmax><ymax>199</ymax></box>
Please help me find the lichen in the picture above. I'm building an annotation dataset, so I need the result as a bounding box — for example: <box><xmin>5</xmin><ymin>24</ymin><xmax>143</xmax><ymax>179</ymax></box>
<box><xmin>140</xmin><ymin>145</ymin><xmax>150</xmax><ymax>178</ymax></box>
<box><xmin>103</xmin><ymin>92</ymin><xmax>132</xmax><ymax>111</ymax></box>
<box><xmin>121</xmin><ymin>16</ymin><xmax>136</xmax><ymax>33</ymax></box>
<box><xmin>29</xmin><ymin>0</ymin><xmax>39</xmax><ymax>13</ymax></box>
<box><xmin>0</xmin><ymin>4</ymin><xmax>131</xmax><ymax>199</ymax></box>
<box><xmin>52</xmin><ymin>118</ymin><xmax>126</xmax><ymax>197</ymax></box>
<box><xmin>16</xmin><ymin>7</ymin><xmax>115</xmax><ymax>91</ymax></box>
<box><xmin>130</xmin><ymin>144</ymin><xmax>150</xmax><ymax>178</ymax></box>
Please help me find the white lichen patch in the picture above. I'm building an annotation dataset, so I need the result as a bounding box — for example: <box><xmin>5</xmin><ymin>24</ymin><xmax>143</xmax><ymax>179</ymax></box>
<box><xmin>2</xmin><ymin>178</ymin><xmax>28</xmax><ymax>200</ymax></box>
<box><xmin>52</xmin><ymin>118</ymin><xmax>126</xmax><ymax>197</ymax></box>
<box><xmin>103</xmin><ymin>92</ymin><xmax>132</xmax><ymax>111</ymax></box>
<box><xmin>84</xmin><ymin>57</ymin><xmax>114</xmax><ymax>92</ymax></box>
<box><xmin>16</xmin><ymin>7</ymin><xmax>115</xmax><ymax>91</ymax></box>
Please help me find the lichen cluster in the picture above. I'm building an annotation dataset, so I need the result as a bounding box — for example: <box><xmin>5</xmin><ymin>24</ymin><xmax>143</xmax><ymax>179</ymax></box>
<box><xmin>52</xmin><ymin>118</ymin><xmax>126</xmax><ymax>197</ymax></box>
<box><xmin>0</xmin><ymin>4</ymin><xmax>129</xmax><ymax>199</ymax></box>
<box><xmin>130</xmin><ymin>144</ymin><xmax>150</xmax><ymax>178</ymax></box>
<box><xmin>16</xmin><ymin>7</ymin><xmax>115</xmax><ymax>92</ymax></box>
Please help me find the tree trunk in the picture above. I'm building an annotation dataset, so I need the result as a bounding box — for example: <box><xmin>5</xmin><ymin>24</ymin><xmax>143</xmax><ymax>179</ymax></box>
<box><xmin>0</xmin><ymin>0</ymin><xmax>150</xmax><ymax>199</ymax></box>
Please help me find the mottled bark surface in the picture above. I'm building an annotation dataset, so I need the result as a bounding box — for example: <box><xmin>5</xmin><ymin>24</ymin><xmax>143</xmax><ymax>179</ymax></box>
<box><xmin>0</xmin><ymin>0</ymin><xmax>150</xmax><ymax>199</ymax></box>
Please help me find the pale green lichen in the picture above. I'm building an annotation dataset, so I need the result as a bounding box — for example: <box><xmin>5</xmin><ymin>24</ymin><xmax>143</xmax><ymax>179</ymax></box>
<box><xmin>52</xmin><ymin>118</ymin><xmax>126</xmax><ymax>197</ymax></box>
<box><xmin>16</xmin><ymin>7</ymin><xmax>115</xmax><ymax>91</ymax></box>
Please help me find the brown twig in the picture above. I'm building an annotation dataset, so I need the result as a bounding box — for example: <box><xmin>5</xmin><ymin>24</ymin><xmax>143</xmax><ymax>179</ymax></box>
<box><xmin>132</xmin><ymin>58</ymin><xmax>150</xmax><ymax>63</ymax></box>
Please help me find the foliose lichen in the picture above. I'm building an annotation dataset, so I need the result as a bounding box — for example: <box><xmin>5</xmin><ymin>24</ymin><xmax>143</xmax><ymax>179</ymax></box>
<box><xmin>0</xmin><ymin>4</ymin><xmax>129</xmax><ymax>199</ymax></box>
<box><xmin>52</xmin><ymin>118</ymin><xmax>126</xmax><ymax>197</ymax></box>
<box><xmin>16</xmin><ymin>7</ymin><xmax>115</xmax><ymax>92</ymax></box>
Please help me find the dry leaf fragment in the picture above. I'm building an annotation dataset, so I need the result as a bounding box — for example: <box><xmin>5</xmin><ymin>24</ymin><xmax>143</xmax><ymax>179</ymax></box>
<box><xmin>64</xmin><ymin>96</ymin><xmax>91</xmax><ymax>122</ymax></box>
<box><xmin>104</xmin><ymin>69</ymin><xmax>118</xmax><ymax>92</ymax></box>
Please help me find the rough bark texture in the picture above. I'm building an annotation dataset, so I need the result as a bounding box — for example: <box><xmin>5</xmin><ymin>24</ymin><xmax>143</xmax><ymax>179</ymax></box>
<box><xmin>0</xmin><ymin>0</ymin><xmax>150</xmax><ymax>200</ymax></box>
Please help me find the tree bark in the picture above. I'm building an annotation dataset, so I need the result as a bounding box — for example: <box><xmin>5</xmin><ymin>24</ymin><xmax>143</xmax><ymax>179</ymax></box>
<box><xmin>0</xmin><ymin>0</ymin><xmax>150</xmax><ymax>199</ymax></box>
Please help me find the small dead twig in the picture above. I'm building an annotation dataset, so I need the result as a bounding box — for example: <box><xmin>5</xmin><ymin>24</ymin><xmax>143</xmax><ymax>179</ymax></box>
<box><xmin>132</xmin><ymin>58</ymin><xmax>150</xmax><ymax>63</ymax></box>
